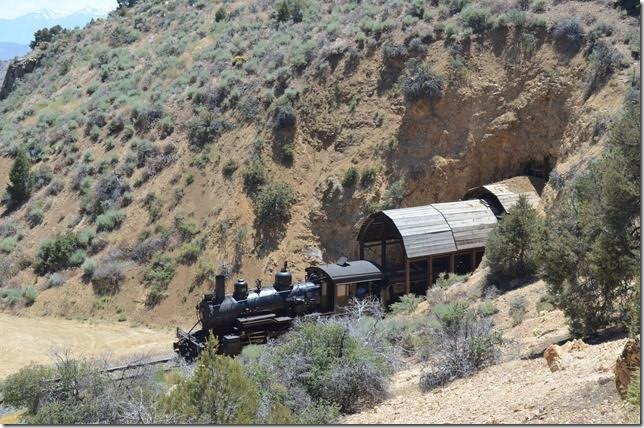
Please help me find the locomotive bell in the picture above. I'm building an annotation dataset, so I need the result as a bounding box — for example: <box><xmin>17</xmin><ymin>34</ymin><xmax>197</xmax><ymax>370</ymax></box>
<box><xmin>274</xmin><ymin>261</ymin><xmax>293</xmax><ymax>291</ymax></box>
<box><xmin>233</xmin><ymin>278</ymin><xmax>248</xmax><ymax>300</ymax></box>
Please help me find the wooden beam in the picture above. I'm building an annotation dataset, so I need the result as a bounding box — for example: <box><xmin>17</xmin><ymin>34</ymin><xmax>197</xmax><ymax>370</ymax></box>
<box><xmin>381</xmin><ymin>239</ymin><xmax>386</xmax><ymax>268</ymax></box>
<box><xmin>471</xmin><ymin>250</ymin><xmax>476</xmax><ymax>273</ymax></box>
<box><xmin>405</xmin><ymin>259</ymin><xmax>410</xmax><ymax>294</ymax></box>
<box><xmin>449</xmin><ymin>254</ymin><xmax>455</xmax><ymax>273</ymax></box>
<box><xmin>359</xmin><ymin>242</ymin><xmax>364</xmax><ymax>260</ymax></box>
<box><xmin>428</xmin><ymin>256</ymin><xmax>433</xmax><ymax>288</ymax></box>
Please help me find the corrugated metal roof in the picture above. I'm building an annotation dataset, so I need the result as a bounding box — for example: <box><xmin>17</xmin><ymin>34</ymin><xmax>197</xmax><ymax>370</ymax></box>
<box><xmin>381</xmin><ymin>205</ymin><xmax>455</xmax><ymax>258</ymax></box>
<box><xmin>481</xmin><ymin>183</ymin><xmax>540</xmax><ymax>212</ymax></box>
<box><xmin>378</xmin><ymin>199</ymin><xmax>497</xmax><ymax>258</ymax></box>
<box><xmin>463</xmin><ymin>176</ymin><xmax>543</xmax><ymax>214</ymax></box>
<box><xmin>362</xmin><ymin>199</ymin><xmax>497</xmax><ymax>259</ymax></box>
<box><xmin>359</xmin><ymin>176</ymin><xmax>542</xmax><ymax>260</ymax></box>
<box><xmin>308</xmin><ymin>260</ymin><xmax>383</xmax><ymax>284</ymax></box>
<box><xmin>433</xmin><ymin>200</ymin><xmax>498</xmax><ymax>251</ymax></box>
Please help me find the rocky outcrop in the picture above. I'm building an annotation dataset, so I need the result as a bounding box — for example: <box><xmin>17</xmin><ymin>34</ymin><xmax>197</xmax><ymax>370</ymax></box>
<box><xmin>0</xmin><ymin>51</ymin><xmax>43</xmax><ymax>100</ymax></box>
<box><xmin>544</xmin><ymin>344</ymin><xmax>563</xmax><ymax>371</ymax></box>
<box><xmin>615</xmin><ymin>337</ymin><xmax>640</xmax><ymax>398</ymax></box>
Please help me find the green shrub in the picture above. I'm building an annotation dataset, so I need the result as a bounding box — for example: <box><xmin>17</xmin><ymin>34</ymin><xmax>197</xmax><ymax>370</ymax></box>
<box><xmin>360</xmin><ymin>166</ymin><xmax>378</xmax><ymax>187</ymax></box>
<box><xmin>36</xmin><ymin>232</ymin><xmax>80</xmax><ymax>274</ymax></box>
<box><xmin>23</xmin><ymin>287</ymin><xmax>37</xmax><ymax>305</ymax></box>
<box><xmin>96</xmin><ymin>209</ymin><xmax>124</xmax><ymax>232</ymax></box>
<box><xmin>584</xmin><ymin>40</ymin><xmax>623</xmax><ymax>98</ymax></box>
<box><xmin>91</xmin><ymin>261</ymin><xmax>126</xmax><ymax>295</ymax></box>
<box><xmin>380</xmin><ymin>178</ymin><xmax>406</xmax><ymax>210</ymax></box>
<box><xmin>179</xmin><ymin>240</ymin><xmax>202</xmax><ymax>265</ymax></box>
<box><xmin>144</xmin><ymin>255</ymin><xmax>175</xmax><ymax>307</ymax></box>
<box><xmin>1</xmin><ymin>288</ymin><xmax>25</xmax><ymax>306</ymax></box>
<box><xmin>215</xmin><ymin>6</ymin><xmax>227</xmax><ymax>22</ymax></box>
<box><xmin>175</xmin><ymin>217</ymin><xmax>199</xmax><ymax>241</ymax></box>
<box><xmin>254</xmin><ymin>183</ymin><xmax>295</xmax><ymax>229</ymax></box>
<box><xmin>420</xmin><ymin>303</ymin><xmax>503</xmax><ymax>391</ymax></box>
<box><xmin>160</xmin><ymin>336</ymin><xmax>260</xmax><ymax>423</ymax></box>
<box><xmin>477</xmin><ymin>300</ymin><xmax>499</xmax><ymax>317</ymax></box>
<box><xmin>143</xmin><ymin>193</ymin><xmax>162</xmax><ymax>223</ymax></box>
<box><xmin>243</xmin><ymin>160</ymin><xmax>268</xmax><ymax>193</ymax></box>
<box><xmin>82</xmin><ymin>258</ymin><xmax>97</xmax><ymax>278</ymax></box>
<box><xmin>0</xmin><ymin>236</ymin><xmax>17</xmax><ymax>253</ymax></box>
<box><xmin>461</xmin><ymin>4</ymin><xmax>489</xmax><ymax>33</ymax></box>
<box><xmin>434</xmin><ymin>300</ymin><xmax>469</xmax><ymax>331</ymax></box>
<box><xmin>509</xmin><ymin>296</ymin><xmax>527</xmax><ymax>326</ymax></box>
<box><xmin>530</xmin><ymin>0</ymin><xmax>546</xmax><ymax>13</ymax></box>
<box><xmin>552</xmin><ymin>17</ymin><xmax>585</xmax><ymax>54</ymax></box>
<box><xmin>1</xmin><ymin>364</ymin><xmax>54</xmax><ymax>413</ymax></box>
<box><xmin>271</xmin><ymin>105</ymin><xmax>297</xmax><ymax>130</ymax></box>
<box><xmin>265</xmin><ymin>320</ymin><xmax>392</xmax><ymax>414</ymax></box>
<box><xmin>222</xmin><ymin>159</ymin><xmax>239</xmax><ymax>177</ymax></box>
<box><xmin>399</xmin><ymin>59</ymin><xmax>444</xmax><ymax>103</ymax></box>
<box><xmin>390</xmin><ymin>294</ymin><xmax>424</xmax><ymax>315</ymax></box>
<box><xmin>187</xmin><ymin>110</ymin><xmax>228</xmax><ymax>148</ymax></box>
<box><xmin>382</xmin><ymin>314</ymin><xmax>433</xmax><ymax>358</ymax></box>
<box><xmin>535</xmin><ymin>294</ymin><xmax>556</xmax><ymax>314</ymax></box>
<box><xmin>69</xmin><ymin>249</ymin><xmax>87</xmax><ymax>267</ymax></box>
<box><xmin>486</xmin><ymin>196</ymin><xmax>542</xmax><ymax>288</ymax></box>
<box><xmin>342</xmin><ymin>167</ymin><xmax>359</xmax><ymax>188</ymax></box>
<box><xmin>434</xmin><ymin>272</ymin><xmax>470</xmax><ymax>289</ymax></box>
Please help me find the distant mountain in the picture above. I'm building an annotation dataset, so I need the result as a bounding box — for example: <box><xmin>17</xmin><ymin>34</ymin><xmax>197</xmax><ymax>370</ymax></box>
<box><xmin>0</xmin><ymin>8</ymin><xmax>109</xmax><ymax>46</ymax></box>
<box><xmin>0</xmin><ymin>42</ymin><xmax>30</xmax><ymax>60</ymax></box>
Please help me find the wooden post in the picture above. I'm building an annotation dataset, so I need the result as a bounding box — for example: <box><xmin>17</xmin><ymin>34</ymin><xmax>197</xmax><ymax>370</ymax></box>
<box><xmin>471</xmin><ymin>250</ymin><xmax>476</xmax><ymax>272</ymax></box>
<box><xmin>359</xmin><ymin>242</ymin><xmax>364</xmax><ymax>260</ymax></box>
<box><xmin>449</xmin><ymin>254</ymin><xmax>455</xmax><ymax>273</ymax></box>
<box><xmin>381</xmin><ymin>239</ymin><xmax>386</xmax><ymax>268</ymax></box>
<box><xmin>405</xmin><ymin>259</ymin><xmax>410</xmax><ymax>295</ymax></box>
<box><xmin>428</xmin><ymin>256</ymin><xmax>433</xmax><ymax>287</ymax></box>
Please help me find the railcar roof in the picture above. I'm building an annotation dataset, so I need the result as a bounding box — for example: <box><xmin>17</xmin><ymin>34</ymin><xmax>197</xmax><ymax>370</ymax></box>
<box><xmin>307</xmin><ymin>260</ymin><xmax>383</xmax><ymax>284</ymax></box>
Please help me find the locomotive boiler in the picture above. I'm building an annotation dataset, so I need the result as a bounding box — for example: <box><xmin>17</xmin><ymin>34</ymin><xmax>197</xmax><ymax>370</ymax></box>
<box><xmin>174</xmin><ymin>259</ymin><xmax>385</xmax><ymax>359</ymax></box>
<box><xmin>174</xmin><ymin>263</ymin><xmax>323</xmax><ymax>359</ymax></box>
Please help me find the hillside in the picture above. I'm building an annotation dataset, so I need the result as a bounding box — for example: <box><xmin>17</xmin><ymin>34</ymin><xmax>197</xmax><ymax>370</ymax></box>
<box><xmin>0</xmin><ymin>0</ymin><xmax>639</xmax><ymax>329</ymax></box>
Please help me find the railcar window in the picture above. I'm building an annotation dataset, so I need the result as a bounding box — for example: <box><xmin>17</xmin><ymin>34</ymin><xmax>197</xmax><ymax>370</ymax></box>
<box><xmin>337</xmin><ymin>284</ymin><xmax>347</xmax><ymax>297</ymax></box>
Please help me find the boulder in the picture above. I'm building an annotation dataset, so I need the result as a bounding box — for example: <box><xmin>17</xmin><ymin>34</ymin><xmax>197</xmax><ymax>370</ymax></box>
<box><xmin>544</xmin><ymin>344</ymin><xmax>563</xmax><ymax>371</ymax></box>
<box><xmin>615</xmin><ymin>337</ymin><xmax>640</xmax><ymax>398</ymax></box>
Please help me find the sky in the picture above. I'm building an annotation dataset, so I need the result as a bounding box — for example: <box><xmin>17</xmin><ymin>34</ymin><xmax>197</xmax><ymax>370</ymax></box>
<box><xmin>0</xmin><ymin>0</ymin><xmax>117</xmax><ymax>19</ymax></box>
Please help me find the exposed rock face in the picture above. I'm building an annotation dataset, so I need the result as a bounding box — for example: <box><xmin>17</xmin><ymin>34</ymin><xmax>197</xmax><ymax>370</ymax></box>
<box><xmin>615</xmin><ymin>337</ymin><xmax>640</xmax><ymax>398</ymax></box>
<box><xmin>0</xmin><ymin>52</ymin><xmax>43</xmax><ymax>100</ymax></box>
<box><xmin>544</xmin><ymin>344</ymin><xmax>563</xmax><ymax>372</ymax></box>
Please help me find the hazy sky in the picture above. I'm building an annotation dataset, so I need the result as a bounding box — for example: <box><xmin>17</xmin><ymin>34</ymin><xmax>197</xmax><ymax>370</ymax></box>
<box><xmin>0</xmin><ymin>0</ymin><xmax>117</xmax><ymax>19</ymax></box>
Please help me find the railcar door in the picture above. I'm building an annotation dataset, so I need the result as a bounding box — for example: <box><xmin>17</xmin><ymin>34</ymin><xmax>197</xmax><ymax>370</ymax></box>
<box><xmin>320</xmin><ymin>279</ymin><xmax>334</xmax><ymax>312</ymax></box>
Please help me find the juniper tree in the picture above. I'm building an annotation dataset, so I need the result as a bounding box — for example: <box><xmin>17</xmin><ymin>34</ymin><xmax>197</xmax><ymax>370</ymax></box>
<box><xmin>539</xmin><ymin>98</ymin><xmax>640</xmax><ymax>336</ymax></box>
<box><xmin>485</xmin><ymin>195</ymin><xmax>542</xmax><ymax>288</ymax></box>
<box><xmin>6</xmin><ymin>148</ymin><xmax>33</xmax><ymax>208</ymax></box>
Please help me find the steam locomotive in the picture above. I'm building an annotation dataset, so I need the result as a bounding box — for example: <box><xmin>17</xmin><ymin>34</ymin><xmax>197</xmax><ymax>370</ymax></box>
<box><xmin>173</xmin><ymin>259</ymin><xmax>384</xmax><ymax>359</ymax></box>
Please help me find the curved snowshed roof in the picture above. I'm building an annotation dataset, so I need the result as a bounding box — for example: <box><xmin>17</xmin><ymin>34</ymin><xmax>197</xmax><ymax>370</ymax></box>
<box><xmin>463</xmin><ymin>175</ymin><xmax>544</xmax><ymax>213</ymax></box>
<box><xmin>358</xmin><ymin>199</ymin><xmax>498</xmax><ymax>259</ymax></box>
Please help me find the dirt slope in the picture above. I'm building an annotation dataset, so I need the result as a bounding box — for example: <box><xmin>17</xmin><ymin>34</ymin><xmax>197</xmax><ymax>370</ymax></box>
<box><xmin>0</xmin><ymin>313</ymin><xmax>173</xmax><ymax>379</ymax></box>
<box><xmin>343</xmin><ymin>337</ymin><xmax>635</xmax><ymax>424</ymax></box>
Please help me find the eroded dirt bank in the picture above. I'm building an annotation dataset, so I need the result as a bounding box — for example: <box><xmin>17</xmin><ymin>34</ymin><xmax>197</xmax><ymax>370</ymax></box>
<box><xmin>343</xmin><ymin>337</ymin><xmax>635</xmax><ymax>424</ymax></box>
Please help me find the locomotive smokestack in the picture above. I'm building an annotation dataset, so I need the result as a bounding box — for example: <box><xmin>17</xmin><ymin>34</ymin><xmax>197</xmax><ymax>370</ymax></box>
<box><xmin>215</xmin><ymin>274</ymin><xmax>226</xmax><ymax>303</ymax></box>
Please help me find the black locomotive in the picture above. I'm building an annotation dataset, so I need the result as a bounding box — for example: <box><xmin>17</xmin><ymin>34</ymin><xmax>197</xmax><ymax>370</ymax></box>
<box><xmin>174</xmin><ymin>259</ymin><xmax>385</xmax><ymax>359</ymax></box>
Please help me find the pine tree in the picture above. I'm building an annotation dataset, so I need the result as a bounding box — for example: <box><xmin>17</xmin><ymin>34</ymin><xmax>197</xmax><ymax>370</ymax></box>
<box><xmin>485</xmin><ymin>195</ymin><xmax>542</xmax><ymax>288</ymax></box>
<box><xmin>6</xmin><ymin>148</ymin><xmax>33</xmax><ymax>208</ymax></box>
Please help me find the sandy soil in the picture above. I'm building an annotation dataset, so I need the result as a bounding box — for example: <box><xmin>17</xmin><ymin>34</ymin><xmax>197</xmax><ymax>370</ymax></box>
<box><xmin>344</xmin><ymin>338</ymin><xmax>637</xmax><ymax>424</ymax></box>
<box><xmin>0</xmin><ymin>313</ymin><xmax>174</xmax><ymax>379</ymax></box>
